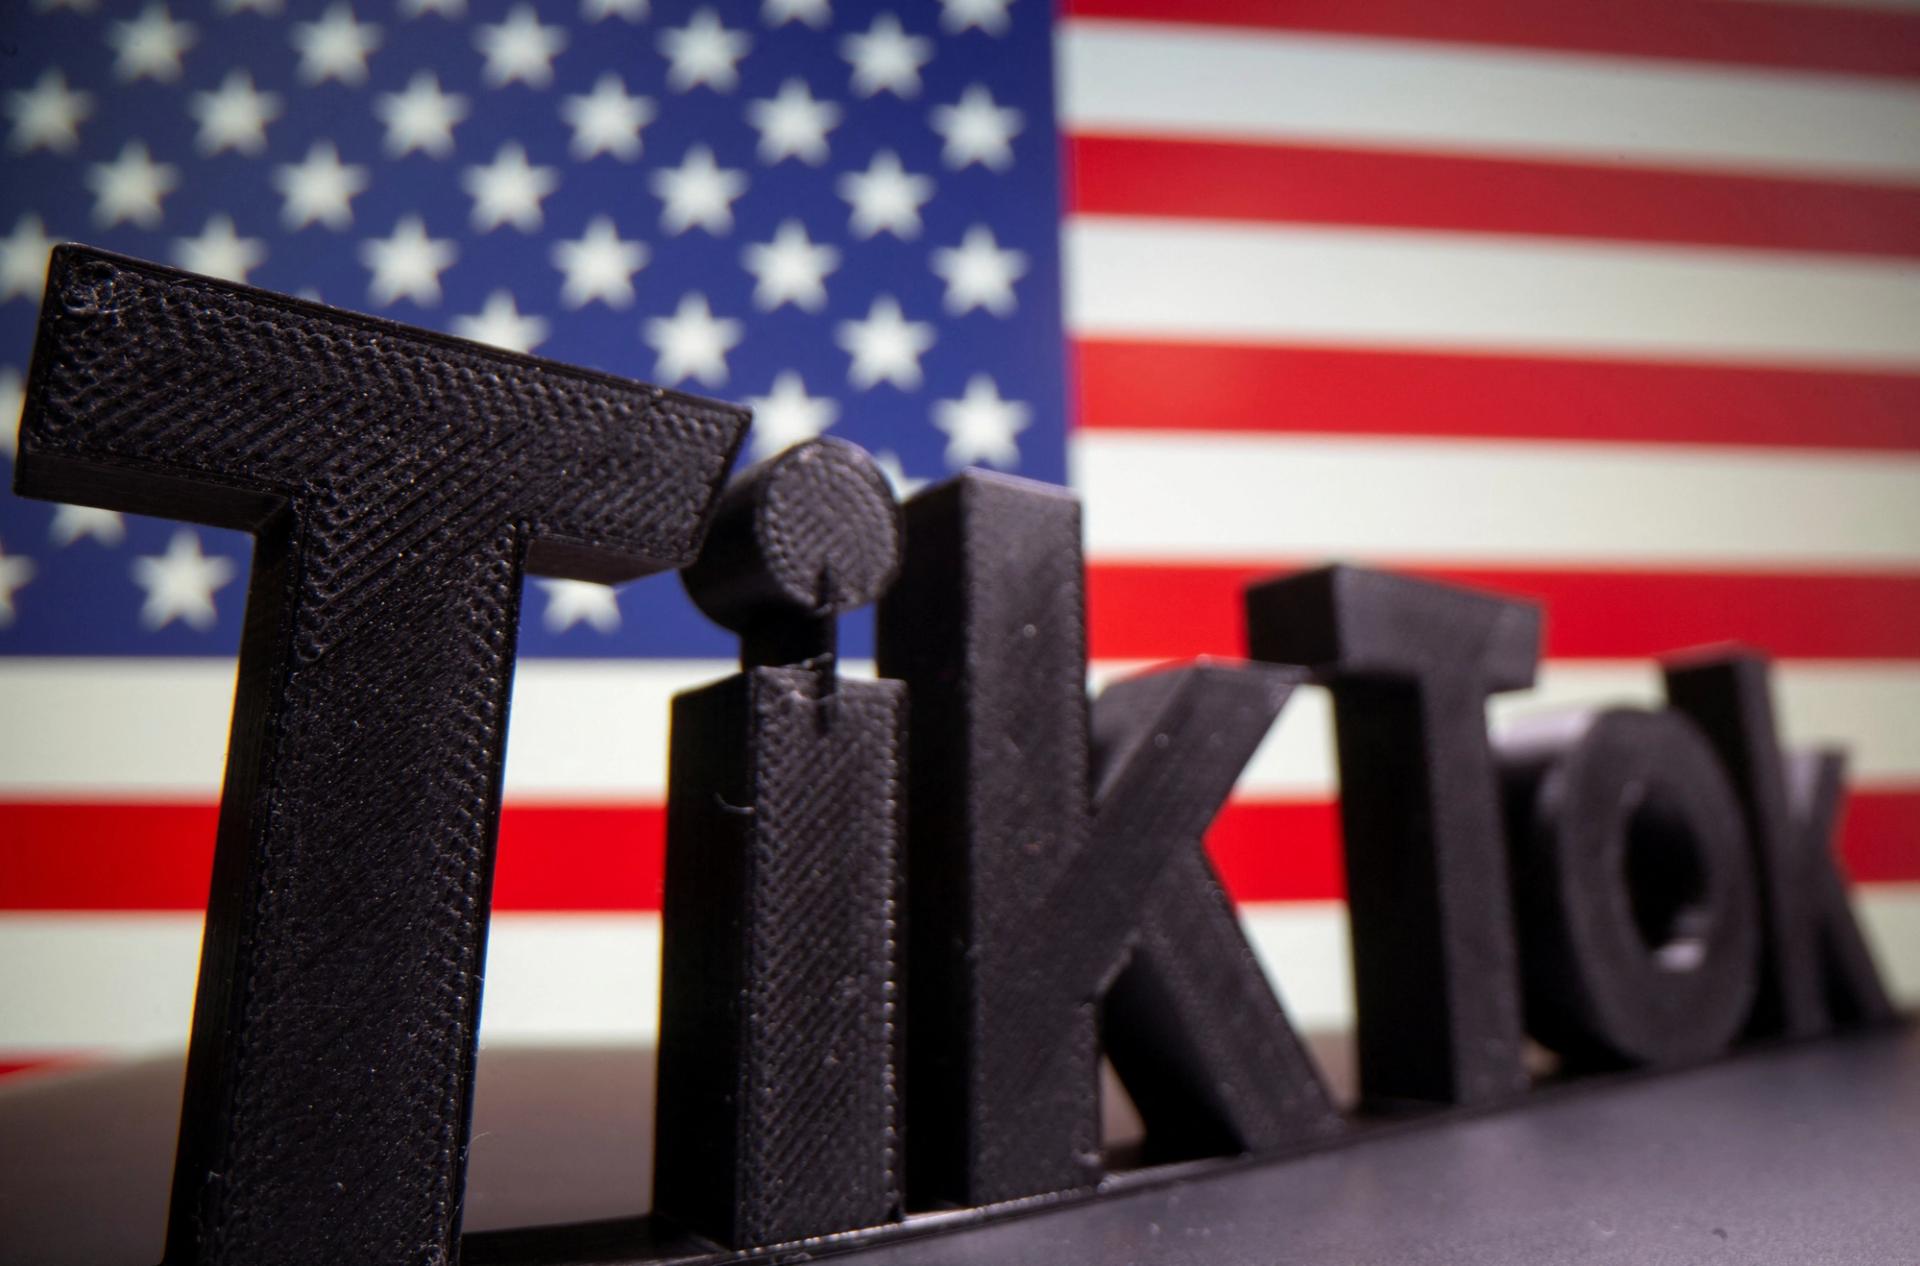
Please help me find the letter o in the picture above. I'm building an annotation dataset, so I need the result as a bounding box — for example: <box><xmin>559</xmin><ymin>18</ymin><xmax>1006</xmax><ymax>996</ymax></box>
<box><xmin>1498</xmin><ymin>708</ymin><xmax>1759</xmax><ymax>1069</ymax></box>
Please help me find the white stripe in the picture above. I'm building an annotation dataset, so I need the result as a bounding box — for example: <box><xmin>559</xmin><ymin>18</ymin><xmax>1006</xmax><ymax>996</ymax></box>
<box><xmin>1072</xmin><ymin>432</ymin><xmax>1920</xmax><ymax>568</ymax></box>
<box><xmin>8</xmin><ymin>890</ymin><xmax>1920</xmax><ymax>1056</ymax></box>
<box><xmin>1058</xmin><ymin>22</ymin><xmax>1920</xmax><ymax>184</ymax></box>
<box><xmin>7</xmin><ymin>659</ymin><xmax>1920</xmax><ymax>798</ymax></box>
<box><xmin>1065</xmin><ymin>219</ymin><xmax>1920</xmax><ymax>369</ymax></box>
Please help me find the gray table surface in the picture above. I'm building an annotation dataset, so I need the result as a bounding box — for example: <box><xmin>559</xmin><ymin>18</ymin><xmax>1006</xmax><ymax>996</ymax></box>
<box><xmin>3</xmin><ymin>1027</ymin><xmax>1915</xmax><ymax>1264</ymax></box>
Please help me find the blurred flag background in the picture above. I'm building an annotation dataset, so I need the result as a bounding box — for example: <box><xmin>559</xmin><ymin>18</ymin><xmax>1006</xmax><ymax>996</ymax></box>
<box><xmin>2</xmin><ymin>0</ymin><xmax>1918</xmax><ymax>1079</ymax></box>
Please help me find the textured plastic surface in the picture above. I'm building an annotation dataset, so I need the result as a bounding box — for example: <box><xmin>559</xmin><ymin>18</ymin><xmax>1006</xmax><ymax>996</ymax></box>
<box><xmin>1093</xmin><ymin>665</ymin><xmax>1343</xmax><ymax>1162</ymax></box>
<box><xmin>10</xmin><ymin>246</ymin><xmax>747</xmax><ymax>1265</ymax></box>
<box><xmin>1245</xmin><ymin>565</ymin><xmax>1541</xmax><ymax>1107</ymax></box>
<box><xmin>1664</xmin><ymin>650</ymin><xmax>1895</xmax><ymax>1034</ymax></box>
<box><xmin>657</xmin><ymin>439</ymin><xmax>905</xmax><ymax>1246</ymax></box>
<box><xmin>878</xmin><ymin>472</ymin><xmax>1331</xmax><ymax>1207</ymax></box>
<box><xmin>1497</xmin><ymin>708</ymin><xmax>1759</xmax><ymax>1068</ymax></box>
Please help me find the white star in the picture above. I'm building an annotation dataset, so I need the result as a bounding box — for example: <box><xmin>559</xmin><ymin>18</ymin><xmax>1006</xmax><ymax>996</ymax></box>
<box><xmin>746</xmin><ymin>371</ymin><xmax>837</xmax><ymax>459</ymax></box>
<box><xmin>219</xmin><ymin>0</ymin><xmax>286</xmax><ymax>12</ymax></box>
<box><xmin>650</xmin><ymin>145</ymin><xmax>747</xmax><ymax>236</ymax></box>
<box><xmin>933</xmin><ymin>374</ymin><xmax>1028</xmax><ymax>468</ymax></box>
<box><xmin>644</xmin><ymin>292</ymin><xmax>741</xmax><ymax>386</ymax></box>
<box><xmin>475</xmin><ymin>5</ymin><xmax>567</xmax><ymax>89</ymax></box>
<box><xmin>452</xmin><ymin>290</ymin><xmax>549</xmax><ymax>354</ymax></box>
<box><xmin>538</xmin><ymin>578</ymin><xmax>622</xmax><ymax>632</ymax></box>
<box><xmin>87</xmin><ymin>141</ymin><xmax>179</xmax><ymax>228</ymax></box>
<box><xmin>836</xmin><ymin>296</ymin><xmax>934</xmax><ymax>391</ymax></box>
<box><xmin>552</xmin><ymin>216</ymin><xmax>647</xmax><ymax>308</ymax></box>
<box><xmin>7</xmin><ymin>69</ymin><xmax>93</xmax><ymax>154</ymax></box>
<box><xmin>400</xmin><ymin>0</ymin><xmax>464</xmax><ymax>15</ymax></box>
<box><xmin>463</xmin><ymin>143</ymin><xmax>558</xmax><ymax>232</ymax></box>
<box><xmin>272</xmin><ymin>141</ymin><xmax>368</xmax><ymax>230</ymax></box>
<box><xmin>109</xmin><ymin>4</ymin><xmax>196</xmax><ymax>83</ymax></box>
<box><xmin>560</xmin><ymin>75</ymin><xmax>654</xmax><ymax>160</ymax></box>
<box><xmin>374</xmin><ymin>72</ymin><xmax>468</xmax><ymax>158</ymax></box>
<box><xmin>940</xmin><ymin>0</ymin><xmax>1012</xmax><ymax>34</ymax></box>
<box><xmin>872</xmin><ymin>450</ymin><xmax>927</xmax><ymax>498</ymax></box>
<box><xmin>173</xmin><ymin>215</ymin><xmax>266</xmax><ymax>283</ymax></box>
<box><xmin>745</xmin><ymin>79</ymin><xmax>840</xmax><ymax>165</ymax></box>
<box><xmin>582</xmin><ymin>0</ymin><xmax>646</xmax><ymax>19</ymax></box>
<box><xmin>1</xmin><ymin>216</ymin><xmax>58</xmax><ymax>303</ymax></box>
<box><xmin>930</xmin><ymin>84</ymin><xmax>1022</xmax><ymax>169</ymax></box>
<box><xmin>742</xmin><ymin>220</ymin><xmax>838</xmax><ymax>312</ymax></box>
<box><xmin>290</xmin><ymin>3</ymin><xmax>380</xmax><ymax>86</ymax></box>
<box><xmin>763</xmin><ymin>0</ymin><xmax>830</xmax><ymax>27</ymax></box>
<box><xmin>842</xmin><ymin>14</ymin><xmax>931</xmax><ymax>98</ymax></box>
<box><xmin>188</xmin><ymin>70</ymin><xmax>281</xmax><ymax>156</ymax></box>
<box><xmin>1</xmin><ymin>366</ymin><xmax>22</xmax><ymax>459</ymax></box>
<box><xmin>931</xmin><ymin>224</ymin><xmax>1027</xmax><ymax>315</ymax></box>
<box><xmin>0</xmin><ymin>540</ymin><xmax>33</xmax><ymax>626</ymax></box>
<box><xmin>659</xmin><ymin>8</ymin><xmax>751</xmax><ymax>93</ymax></box>
<box><xmin>50</xmin><ymin>505</ymin><xmax>126</xmax><ymax>547</ymax></box>
<box><xmin>360</xmin><ymin>216</ymin><xmax>456</xmax><ymax>306</ymax></box>
<box><xmin>838</xmin><ymin>150</ymin><xmax>933</xmax><ymax>239</ymax></box>
<box><xmin>132</xmin><ymin>530</ymin><xmax>235</xmax><ymax>631</ymax></box>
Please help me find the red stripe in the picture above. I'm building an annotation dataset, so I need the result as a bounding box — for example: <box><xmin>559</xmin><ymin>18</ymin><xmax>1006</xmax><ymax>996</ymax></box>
<box><xmin>1087</xmin><ymin>562</ymin><xmax>1920</xmax><ymax>662</ymax></box>
<box><xmin>0</xmin><ymin>1057</ymin><xmax>80</xmax><ymax>1081</ymax></box>
<box><xmin>1067</xmin><ymin>136</ymin><xmax>1920</xmax><ymax>258</ymax></box>
<box><xmin>0</xmin><ymin>803</ymin><xmax>665</xmax><ymax>913</ymax></box>
<box><xmin>1209</xmin><ymin>788</ymin><xmax>1920</xmax><ymax>901</ymax></box>
<box><xmin>1072</xmin><ymin>341</ymin><xmax>1920</xmax><ymax>452</ymax></box>
<box><xmin>1064</xmin><ymin>0</ymin><xmax>1920</xmax><ymax>80</ymax></box>
<box><xmin>2</xmin><ymin>793</ymin><xmax>1915</xmax><ymax>910</ymax></box>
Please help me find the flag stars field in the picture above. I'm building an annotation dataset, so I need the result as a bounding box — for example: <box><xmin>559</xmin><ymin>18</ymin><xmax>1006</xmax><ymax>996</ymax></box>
<box><xmin>765</xmin><ymin>0</ymin><xmax>831</xmax><ymax>29</ymax></box>
<box><xmin>747</xmin><ymin>371</ymin><xmax>838</xmax><ymax>458</ymax></box>
<box><xmin>463</xmin><ymin>143</ymin><xmax>559</xmax><ymax>232</ymax></box>
<box><xmin>552</xmin><ymin>217</ymin><xmax>648</xmax><ymax>308</ymax></box>
<box><xmin>474</xmin><ymin>5</ymin><xmax>566</xmax><ymax>89</ymax></box>
<box><xmin>272</xmin><ymin>141</ymin><xmax>366</xmax><ymax>230</ymax></box>
<box><xmin>932</xmin><ymin>225</ymin><xmax>1026</xmax><ymax>315</ymax></box>
<box><xmin>742</xmin><ymin>220</ymin><xmax>838</xmax><ymax>311</ymax></box>
<box><xmin>930</xmin><ymin>84</ymin><xmax>1022</xmax><ymax>170</ymax></box>
<box><xmin>842</xmin><ymin>14</ymin><xmax>932</xmax><ymax>98</ymax></box>
<box><xmin>0</xmin><ymin>542</ymin><xmax>33</xmax><ymax>626</ymax></box>
<box><xmin>173</xmin><ymin>215</ymin><xmax>266</xmax><ymax>283</ymax></box>
<box><xmin>839</xmin><ymin>150</ymin><xmax>933</xmax><ymax>238</ymax></box>
<box><xmin>537</xmin><ymin>578</ymin><xmax>622</xmax><ymax>633</ymax></box>
<box><xmin>130</xmin><ymin>530</ymin><xmax>233</xmax><ymax>631</ymax></box>
<box><xmin>49</xmin><ymin>505</ymin><xmax>125</xmax><ymax>549</ymax></box>
<box><xmin>645</xmin><ymin>292</ymin><xmax>742</xmax><ymax>386</ymax></box>
<box><xmin>0</xmin><ymin>218</ymin><xmax>57</xmax><ymax>303</ymax></box>
<box><xmin>188</xmin><ymin>70</ymin><xmax>281</xmax><ymax>156</ymax></box>
<box><xmin>360</xmin><ymin>216</ymin><xmax>456</xmax><ymax>306</ymax></box>
<box><xmin>933</xmin><ymin>374</ymin><xmax>1029</xmax><ymax>468</ymax></box>
<box><xmin>746</xmin><ymin>79</ymin><xmax>841</xmax><ymax>165</ymax></box>
<box><xmin>290</xmin><ymin>3</ymin><xmax>381</xmax><ymax>87</ymax></box>
<box><xmin>660</xmin><ymin>9</ymin><xmax>752</xmax><ymax>93</ymax></box>
<box><xmin>6</xmin><ymin>69</ymin><xmax>94</xmax><ymax>154</ymax></box>
<box><xmin>561</xmin><ymin>75</ymin><xmax>654</xmax><ymax>161</ymax></box>
<box><xmin>87</xmin><ymin>142</ymin><xmax>178</xmax><ymax>228</ymax></box>
<box><xmin>652</xmin><ymin>146</ymin><xmax>748</xmax><ymax>235</ymax></box>
<box><xmin>108</xmin><ymin>4</ymin><xmax>195</xmax><ymax>83</ymax></box>
<box><xmin>374</xmin><ymin>73</ymin><xmax>468</xmax><ymax>158</ymax></box>
<box><xmin>838</xmin><ymin>296</ymin><xmax>935</xmax><ymax>390</ymax></box>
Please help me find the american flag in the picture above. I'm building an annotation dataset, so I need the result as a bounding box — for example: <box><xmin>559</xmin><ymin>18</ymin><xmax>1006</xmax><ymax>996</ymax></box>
<box><xmin>2</xmin><ymin>0</ymin><xmax>1918</xmax><ymax>1078</ymax></box>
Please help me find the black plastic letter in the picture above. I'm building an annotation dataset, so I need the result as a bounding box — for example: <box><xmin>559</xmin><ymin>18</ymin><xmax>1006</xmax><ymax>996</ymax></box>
<box><xmin>1664</xmin><ymin>649</ymin><xmax>1893</xmax><ymax>1037</ymax></box>
<box><xmin>11</xmin><ymin>248</ymin><xmax>747</xmax><ymax>1265</ymax></box>
<box><xmin>657</xmin><ymin>439</ymin><xmax>905</xmax><ymax>1247</ymax></box>
<box><xmin>1496</xmin><ymin>708</ymin><xmax>1760</xmax><ymax>1069</ymax></box>
<box><xmin>1245</xmin><ymin>565</ymin><xmax>1540</xmax><ymax>1107</ymax></box>
<box><xmin>878</xmin><ymin>471</ymin><xmax>1334</xmax><ymax>1207</ymax></box>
